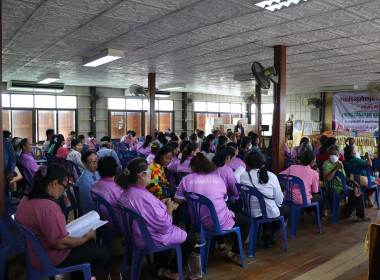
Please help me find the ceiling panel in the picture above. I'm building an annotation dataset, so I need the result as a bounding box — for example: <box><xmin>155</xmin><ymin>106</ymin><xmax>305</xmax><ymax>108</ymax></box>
<box><xmin>44</xmin><ymin>0</ymin><xmax>121</xmax><ymax>15</ymax></box>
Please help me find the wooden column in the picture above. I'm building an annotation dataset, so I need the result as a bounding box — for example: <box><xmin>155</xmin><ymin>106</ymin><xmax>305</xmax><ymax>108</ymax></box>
<box><xmin>182</xmin><ymin>92</ymin><xmax>188</xmax><ymax>132</ymax></box>
<box><xmin>90</xmin><ymin>87</ymin><xmax>97</xmax><ymax>136</ymax></box>
<box><xmin>272</xmin><ymin>45</ymin><xmax>286</xmax><ymax>174</ymax></box>
<box><xmin>148</xmin><ymin>73</ymin><xmax>156</xmax><ymax>137</ymax></box>
<box><xmin>255</xmin><ymin>84</ymin><xmax>262</xmax><ymax>148</ymax></box>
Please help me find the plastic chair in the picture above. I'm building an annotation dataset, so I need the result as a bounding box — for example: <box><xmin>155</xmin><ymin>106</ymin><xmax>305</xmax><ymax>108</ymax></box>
<box><xmin>0</xmin><ymin>215</ymin><xmax>26</xmax><ymax>279</ymax></box>
<box><xmin>116</xmin><ymin>143</ymin><xmax>129</xmax><ymax>152</ymax></box>
<box><xmin>118</xmin><ymin>204</ymin><xmax>183</xmax><ymax>280</ymax></box>
<box><xmin>31</xmin><ymin>146</ymin><xmax>48</xmax><ymax>164</ymax></box>
<box><xmin>178</xmin><ymin>172</ymin><xmax>190</xmax><ymax>181</ymax></box>
<box><xmin>90</xmin><ymin>191</ymin><xmax>123</xmax><ymax>247</ymax></box>
<box><xmin>277</xmin><ymin>174</ymin><xmax>322</xmax><ymax>238</ymax></box>
<box><xmin>184</xmin><ymin>191</ymin><xmax>245</xmax><ymax>274</ymax></box>
<box><xmin>158</xmin><ymin>181</ymin><xmax>177</xmax><ymax>199</ymax></box>
<box><xmin>16</xmin><ymin>163</ymin><xmax>33</xmax><ymax>193</ymax></box>
<box><xmin>12</xmin><ymin>215</ymin><xmax>92</xmax><ymax>280</ymax></box>
<box><xmin>120</xmin><ymin>152</ymin><xmax>136</xmax><ymax>170</ymax></box>
<box><xmin>325</xmin><ymin>171</ymin><xmax>349</xmax><ymax>224</ymax></box>
<box><xmin>136</xmin><ymin>152</ymin><xmax>148</xmax><ymax>159</ymax></box>
<box><xmin>236</xmin><ymin>183</ymin><xmax>288</xmax><ymax>258</ymax></box>
<box><xmin>95</xmin><ymin>143</ymin><xmax>100</xmax><ymax>151</ymax></box>
<box><xmin>345</xmin><ymin>163</ymin><xmax>379</xmax><ymax>209</ymax></box>
<box><xmin>58</xmin><ymin>185</ymin><xmax>79</xmax><ymax>221</ymax></box>
<box><xmin>111</xmin><ymin>141</ymin><xmax>117</xmax><ymax>150</ymax></box>
<box><xmin>264</xmin><ymin>155</ymin><xmax>272</xmax><ymax>172</ymax></box>
<box><xmin>65</xmin><ymin>160</ymin><xmax>83</xmax><ymax>184</ymax></box>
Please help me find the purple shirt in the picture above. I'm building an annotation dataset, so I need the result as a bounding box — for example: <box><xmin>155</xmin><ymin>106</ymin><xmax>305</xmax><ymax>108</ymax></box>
<box><xmin>175</xmin><ymin>173</ymin><xmax>235</xmax><ymax>231</ymax></box>
<box><xmin>229</xmin><ymin>157</ymin><xmax>246</xmax><ymax>171</ymax></box>
<box><xmin>131</xmin><ymin>142</ymin><xmax>151</xmax><ymax>155</ymax></box>
<box><xmin>118</xmin><ymin>184</ymin><xmax>186</xmax><ymax>249</ymax></box>
<box><xmin>291</xmin><ymin>146</ymin><xmax>301</xmax><ymax>159</ymax></box>
<box><xmin>285</xmin><ymin>144</ymin><xmax>291</xmax><ymax>157</ymax></box>
<box><xmin>146</xmin><ymin>153</ymin><xmax>155</xmax><ymax>165</ymax></box>
<box><xmin>167</xmin><ymin>157</ymin><xmax>180</xmax><ymax>185</ymax></box>
<box><xmin>210</xmin><ymin>143</ymin><xmax>216</xmax><ymax>153</ymax></box>
<box><xmin>190</xmin><ymin>140</ymin><xmax>201</xmax><ymax>151</ymax></box>
<box><xmin>314</xmin><ymin>146</ymin><xmax>321</xmax><ymax>156</ymax></box>
<box><xmin>16</xmin><ymin>197</ymin><xmax>70</xmax><ymax>271</ymax></box>
<box><xmin>216</xmin><ymin>164</ymin><xmax>239</xmax><ymax>203</ymax></box>
<box><xmin>177</xmin><ymin>156</ymin><xmax>194</xmax><ymax>173</ymax></box>
<box><xmin>17</xmin><ymin>152</ymin><xmax>39</xmax><ymax>183</ymax></box>
<box><xmin>91</xmin><ymin>177</ymin><xmax>123</xmax><ymax>229</ymax></box>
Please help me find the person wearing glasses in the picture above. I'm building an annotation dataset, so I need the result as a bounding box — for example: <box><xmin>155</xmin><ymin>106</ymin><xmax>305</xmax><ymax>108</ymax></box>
<box><xmin>77</xmin><ymin>150</ymin><xmax>100</xmax><ymax>215</ymax></box>
<box><xmin>118</xmin><ymin>158</ymin><xmax>196</xmax><ymax>280</ymax></box>
<box><xmin>15</xmin><ymin>164</ymin><xmax>109</xmax><ymax>279</ymax></box>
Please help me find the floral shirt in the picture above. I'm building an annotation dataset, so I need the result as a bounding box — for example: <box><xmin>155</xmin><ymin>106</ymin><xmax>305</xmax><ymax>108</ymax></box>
<box><xmin>148</xmin><ymin>161</ymin><xmax>168</xmax><ymax>199</ymax></box>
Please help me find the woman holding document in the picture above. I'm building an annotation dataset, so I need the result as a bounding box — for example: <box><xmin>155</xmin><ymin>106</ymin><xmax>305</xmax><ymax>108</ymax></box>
<box><xmin>16</xmin><ymin>164</ymin><xmax>109</xmax><ymax>279</ymax></box>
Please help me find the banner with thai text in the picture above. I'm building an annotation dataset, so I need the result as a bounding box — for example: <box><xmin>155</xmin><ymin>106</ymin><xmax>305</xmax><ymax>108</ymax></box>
<box><xmin>332</xmin><ymin>92</ymin><xmax>379</xmax><ymax>133</ymax></box>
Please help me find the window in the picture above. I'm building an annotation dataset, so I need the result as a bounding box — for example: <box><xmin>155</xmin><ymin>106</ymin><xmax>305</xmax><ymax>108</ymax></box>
<box><xmin>110</xmin><ymin>112</ymin><xmax>126</xmax><ymax>139</ymax></box>
<box><xmin>158</xmin><ymin>100</ymin><xmax>174</xmax><ymax>111</ymax></box>
<box><xmin>57</xmin><ymin>96</ymin><xmax>77</xmax><ymax>109</ymax></box>
<box><xmin>262</xmin><ymin>103</ymin><xmax>274</xmax><ymax>135</ymax></box>
<box><xmin>2</xmin><ymin>110</ymin><xmax>10</xmax><ymax>131</ymax></box>
<box><xmin>37</xmin><ymin>111</ymin><xmax>56</xmax><ymax>141</ymax></box>
<box><xmin>2</xmin><ymin>94</ymin><xmax>10</xmax><ymax>107</ymax></box>
<box><xmin>127</xmin><ymin>112</ymin><xmax>142</xmax><ymax>137</ymax></box>
<box><xmin>126</xmin><ymin>99</ymin><xmax>143</xmax><ymax>110</ymax></box>
<box><xmin>250</xmin><ymin>104</ymin><xmax>256</xmax><ymax>125</ymax></box>
<box><xmin>219</xmin><ymin>103</ymin><xmax>230</xmax><ymax>112</ymax></box>
<box><xmin>194</xmin><ymin>102</ymin><xmax>206</xmax><ymax>111</ymax></box>
<box><xmin>12</xmin><ymin>110</ymin><xmax>33</xmax><ymax>139</ymax></box>
<box><xmin>108</xmin><ymin>98</ymin><xmax>125</xmax><ymax>110</ymax></box>
<box><xmin>221</xmin><ymin>113</ymin><xmax>231</xmax><ymax>124</ymax></box>
<box><xmin>11</xmin><ymin>94</ymin><xmax>34</xmax><ymax>108</ymax></box>
<box><xmin>35</xmin><ymin>95</ymin><xmax>56</xmax><ymax>108</ymax></box>
<box><xmin>231</xmin><ymin>103</ymin><xmax>242</xmax><ymax>113</ymax></box>
<box><xmin>207</xmin><ymin>102</ymin><xmax>219</xmax><ymax>112</ymax></box>
<box><xmin>58</xmin><ymin>111</ymin><xmax>75</xmax><ymax>138</ymax></box>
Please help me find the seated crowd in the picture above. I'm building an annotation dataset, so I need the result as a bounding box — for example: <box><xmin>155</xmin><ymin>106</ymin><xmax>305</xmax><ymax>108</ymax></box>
<box><xmin>2</xmin><ymin>125</ymin><xmax>375</xmax><ymax>280</ymax></box>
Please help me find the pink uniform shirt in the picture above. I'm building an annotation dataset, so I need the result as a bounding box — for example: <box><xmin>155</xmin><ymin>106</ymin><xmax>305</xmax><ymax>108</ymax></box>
<box><xmin>216</xmin><ymin>164</ymin><xmax>239</xmax><ymax>203</ymax></box>
<box><xmin>229</xmin><ymin>157</ymin><xmax>246</xmax><ymax>171</ymax></box>
<box><xmin>118</xmin><ymin>184</ymin><xmax>186</xmax><ymax>249</ymax></box>
<box><xmin>177</xmin><ymin>156</ymin><xmax>194</xmax><ymax>173</ymax></box>
<box><xmin>175</xmin><ymin>173</ymin><xmax>235</xmax><ymax>231</ymax></box>
<box><xmin>91</xmin><ymin>177</ymin><xmax>123</xmax><ymax>229</ymax></box>
<box><xmin>131</xmin><ymin>142</ymin><xmax>151</xmax><ymax>155</ymax></box>
<box><xmin>16</xmin><ymin>197</ymin><xmax>70</xmax><ymax>270</ymax></box>
<box><xmin>280</xmin><ymin>164</ymin><xmax>319</xmax><ymax>205</ymax></box>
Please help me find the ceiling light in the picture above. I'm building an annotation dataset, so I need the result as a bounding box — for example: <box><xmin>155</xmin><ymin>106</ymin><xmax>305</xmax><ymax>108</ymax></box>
<box><xmin>38</xmin><ymin>73</ymin><xmax>60</xmax><ymax>84</ymax></box>
<box><xmin>158</xmin><ymin>83</ymin><xmax>186</xmax><ymax>90</ymax></box>
<box><xmin>255</xmin><ymin>0</ymin><xmax>308</xmax><ymax>11</ymax></box>
<box><xmin>83</xmin><ymin>48</ymin><xmax>124</xmax><ymax>67</ymax></box>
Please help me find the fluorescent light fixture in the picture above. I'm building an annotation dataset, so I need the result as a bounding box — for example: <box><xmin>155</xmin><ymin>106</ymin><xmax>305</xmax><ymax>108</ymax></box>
<box><xmin>255</xmin><ymin>0</ymin><xmax>308</xmax><ymax>11</ymax></box>
<box><xmin>319</xmin><ymin>85</ymin><xmax>358</xmax><ymax>92</ymax></box>
<box><xmin>38</xmin><ymin>73</ymin><xmax>60</xmax><ymax>84</ymax></box>
<box><xmin>158</xmin><ymin>83</ymin><xmax>186</xmax><ymax>90</ymax></box>
<box><xmin>83</xmin><ymin>48</ymin><xmax>124</xmax><ymax>67</ymax></box>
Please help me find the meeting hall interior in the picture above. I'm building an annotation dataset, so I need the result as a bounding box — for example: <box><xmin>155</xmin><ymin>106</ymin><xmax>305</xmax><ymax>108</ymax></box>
<box><xmin>2</xmin><ymin>0</ymin><xmax>380</xmax><ymax>279</ymax></box>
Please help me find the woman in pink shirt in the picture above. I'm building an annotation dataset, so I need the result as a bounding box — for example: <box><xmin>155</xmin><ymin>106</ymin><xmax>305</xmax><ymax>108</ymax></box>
<box><xmin>85</xmin><ymin>131</ymin><xmax>98</xmax><ymax>150</ymax></box>
<box><xmin>17</xmin><ymin>138</ymin><xmax>39</xmax><ymax>182</ymax></box>
<box><xmin>117</xmin><ymin>158</ymin><xmax>196</xmax><ymax>279</ymax></box>
<box><xmin>52</xmin><ymin>134</ymin><xmax>70</xmax><ymax>158</ymax></box>
<box><xmin>146</xmin><ymin>141</ymin><xmax>160</xmax><ymax>165</ymax></box>
<box><xmin>131</xmin><ymin>135</ymin><xmax>152</xmax><ymax>156</ymax></box>
<box><xmin>91</xmin><ymin>156</ymin><xmax>123</xmax><ymax>229</ymax></box>
<box><xmin>166</xmin><ymin>141</ymin><xmax>180</xmax><ymax>185</ymax></box>
<box><xmin>212</xmin><ymin>146</ymin><xmax>239</xmax><ymax>204</ymax></box>
<box><xmin>16</xmin><ymin>164</ymin><xmax>109</xmax><ymax>278</ymax></box>
<box><xmin>177</xmin><ymin>142</ymin><xmax>199</xmax><ymax>173</ymax></box>
<box><xmin>175</xmin><ymin>153</ymin><xmax>251</xmax><ymax>264</ymax></box>
<box><xmin>280</xmin><ymin>150</ymin><xmax>326</xmax><ymax>221</ymax></box>
<box><xmin>227</xmin><ymin>142</ymin><xmax>246</xmax><ymax>171</ymax></box>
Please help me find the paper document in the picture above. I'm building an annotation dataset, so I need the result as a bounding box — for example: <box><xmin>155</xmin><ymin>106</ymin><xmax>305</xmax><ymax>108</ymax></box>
<box><xmin>66</xmin><ymin>210</ymin><xmax>108</xmax><ymax>238</ymax></box>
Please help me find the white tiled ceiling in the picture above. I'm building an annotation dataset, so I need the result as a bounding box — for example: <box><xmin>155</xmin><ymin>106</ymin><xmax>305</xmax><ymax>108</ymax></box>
<box><xmin>2</xmin><ymin>0</ymin><xmax>380</xmax><ymax>96</ymax></box>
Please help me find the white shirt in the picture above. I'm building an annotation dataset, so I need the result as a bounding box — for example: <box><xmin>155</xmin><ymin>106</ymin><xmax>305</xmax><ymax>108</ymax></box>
<box><xmin>201</xmin><ymin>151</ymin><xmax>214</xmax><ymax>161</ymax></box>
<box><xmin>240</xmin><ymin>169</ymin><xmax>284</xmax><ymax>219</ymax></box>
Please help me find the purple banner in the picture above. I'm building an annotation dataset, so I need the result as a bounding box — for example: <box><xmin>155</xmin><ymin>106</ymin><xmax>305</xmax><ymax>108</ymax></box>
<box><xmin>332</xmin><ymin>92</ymin><xmax>379</xmax><ymax>132</ymax></box>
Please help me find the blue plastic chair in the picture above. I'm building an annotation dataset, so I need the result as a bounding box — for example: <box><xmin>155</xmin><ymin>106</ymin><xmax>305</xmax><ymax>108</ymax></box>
<box><xmin>326</xmin><ymin>171</ymin><xmax>349</xmax><ymax>224</ymax></box>
<box><xmin>345</xmin><ymin>163</ymin><xmax>379</xmax><ymax>209</ymax></box>
<box><xmin>65</xmin><ymin>160</ymin><xmax>83</xmax><ymax>184</ymax></box>
<box><xmin>116</xmin><ymin>143</ymin><xmax>129</xmax><ymax>152</ymax></box>
<box><xmin>95</xmin><ymin>143</ymin><xmax>100</xmax><ymax>151</ymax></box>
<box><xmin>31</xmin><ymin>146</ymin><xmax>47</xmax><ymax>164</ymax></box>
<box><xmin>90</xmin><ymin>191</ymin><xmax>123</xmax><ymax>247</ymax></box>
<box><xmin>264</xmin><ymin>155</ymin><xmax>272</xmax><ymax>172</ymax></box>
<box><xmin>16</xmin><ymin>163</ymin><xmax>34</xmax><ymax>193</ymax></box>
<box><xmin>184</xmin><ymin>191</ymin><xmax>245</xmax><ymax>274</ymax></box>
<box><xmin>12</xmin><ymin>215</ymin><xmax>92</xmax><ymax>280</ymax></box>
<box><xmin>158</xmin><ymin>181</ymin><xmax>178</xmax><ymax>199</ymax></box>
<box><xmin>236</xmin><ymin>183</ymin><xmax>288</xmax><ymax>258</ymax></box>
<box><xmin>120</xmin><ymin>152</ymin><xmax>136</xmax><ymax>170</ymax></box>
<box><xmin>277</xmin><ymin>174</ymin><xmax>322</xmax><ymax>238</ymax></box>
<box><xmin>0</xmin><ymin>215</ymin><xmax>26</xmax><ymax>280</ymax></box>
<box><xmin>118</xmin><ymin>204</ymin><xmax>183</xmax><ymax>280</ymax></box>
<box><xmin>58</xmin><ymin>185</ymin><xmax>80</xmax><ymax>221</ymax></box>
<box><xmin>136</xmin><ymin>152</ymin><xmax>148</xmax><ymax>159</ymax></box>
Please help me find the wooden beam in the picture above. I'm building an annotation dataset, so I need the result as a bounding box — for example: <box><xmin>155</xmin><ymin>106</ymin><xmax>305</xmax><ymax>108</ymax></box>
<box><xmin>255</xmin><ymin>84</ymin><xmax>262</xmax><ymax>148</ymax></box>
<box><xmin>90</xmin><ymin>87</ymin><xmax>97</xmax><ymax>136</ymax></box>
<box><xmin>148</xmin><ymin>73</ymin><xmax>156</xmax><ymax>137</ymax></box>
<box><xmin>272</xmin><ymin>45</ymin><xmax>286</xmax><ymax>174</ymax></box>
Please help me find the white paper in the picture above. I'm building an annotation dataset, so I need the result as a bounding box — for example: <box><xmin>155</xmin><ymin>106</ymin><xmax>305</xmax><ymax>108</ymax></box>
<box><xmin>66</xmin><ymin>210</ymin><xmax>108</xmax><ymax>238</ymax></box>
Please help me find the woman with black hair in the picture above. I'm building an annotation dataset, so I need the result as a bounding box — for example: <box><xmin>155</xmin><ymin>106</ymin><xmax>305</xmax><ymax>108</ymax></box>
<box><xmin>206</xmin><ymin>134</ymin><xmax>216</xmax><ymax>152</ymax></box>
<box><xmin>157</xmin><ymin>132</ymin><xmax>168</xmax><ymax>146</ymax></box>
<box><xmin>241</xmin><ymin>151</ymin><xmax>290</xmax><ymax>248</ymax></box>
<box><xmin>189</xmin><ymin>133</ymin><xmax>201</xmax><ymax>150</ymax></box>
<box><xmin>52</xmin><ymin>134</ymin><xmax>69</xmax><ymax>158</ymax></box>
<box><xmin>148</xmin><ymin>146</ymin><xmax>173</xmax><ymax>199</ymax></box>
<box><xmin>227</xmin><ymin>142</ymin><xmax>246</xmax><ymax>171</ymax></box>
<box><xmin>280</xmin><ymin>150</ymin><xmax>326</xmax><ymax>221</ymax></box>
<box><xmin>238</xmin><ymin>136</ymin><xmax>252</xmax><ymax>160</ymax></box>
<box><xmin>317</xmin><ymin>137</ymin><xmax>344</xmax><ymax>162</ymax></box>
<box><xmin>131</xmin><ymin>135</ymin><xmax>153</xmax><ymax>156</ymax></box>
<box><xmin>201</xmin><ymin>141</ymin><xmax>215</xmax><ymax>161</ymax></box>
<box><xmin>146</xmin><ymin>141</ymin><xmax>161</xmax><ymax>165</ymax></box>
<box><xmin>175</xmin><ymin>153</ymin><xmax>251</xmax><ymax>264</ymax></box>
<box><xmin>212</xmin><ymin>146</ymin><xmax>239</xmax><ymax>203</ymax></box>
<box><xmin>117</xmin><ymin>158</ymin><xmax>196</xmax><ymax>279</ymax></box>
<box><xmin>166</xmin><ymin>142</ymin><xmax>180</xmax><ymax>185</ymax></box>
<box><xmin>291</xmin><ymin>137</ymin><xmax>309</xmax><ymax>160</ymax></box>
<box><xmin>216</xmin><ymin>135</ymin><xmax>228</xmax><ymax>151</ymax></box>
<box><xmin>67</xmin><ymin>138</ymin><xmax>85</xmax><ymax>174</ymax></box>
<box><xmin>178</xmin><ymin>142</ymin><xmax>199</xmax><ymax>173</ymax></box>
<box><xmin>16</xmin><ymin>164</ymin><xmax>109</xmax><ymax>278</ymax></box>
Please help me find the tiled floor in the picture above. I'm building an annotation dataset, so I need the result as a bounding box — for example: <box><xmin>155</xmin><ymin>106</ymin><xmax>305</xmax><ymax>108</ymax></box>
<box><xmin>7</xmin><ymin>206</ymin><xmax>377</xmax><ymax>280</ymax></box>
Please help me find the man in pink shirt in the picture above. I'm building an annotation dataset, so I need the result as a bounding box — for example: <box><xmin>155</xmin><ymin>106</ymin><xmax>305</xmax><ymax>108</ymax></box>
<box><xmin>280</xmin><ymin>150</ymin><xmax>326</xmax><ymax>220</ymax></box>
<box><xmin>64</xmin><ymin>131</ymin><xmax>76</xmax><ymax>148</ymax></box>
